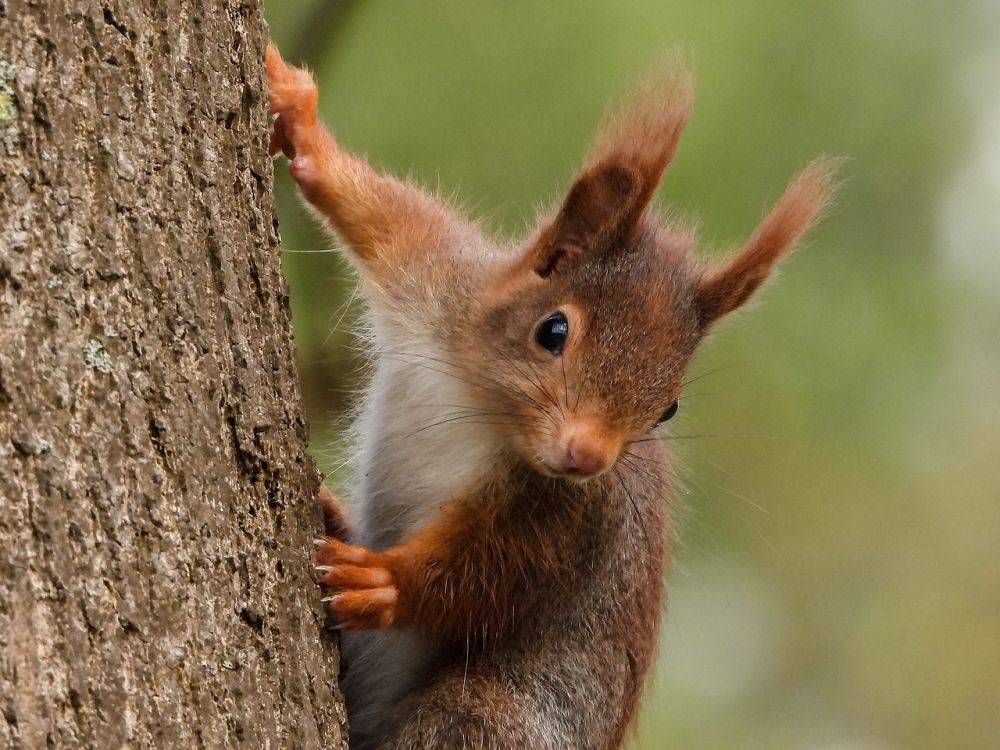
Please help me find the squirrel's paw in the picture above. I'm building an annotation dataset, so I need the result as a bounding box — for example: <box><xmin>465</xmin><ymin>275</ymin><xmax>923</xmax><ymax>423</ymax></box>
<box><xmin>264</xmin><ymin>43</ymin><xmax>317</xmax><ymax>160</ymax></box>
<box><xmin>316</xmin><ymin>538</ymin><xmax>398</xmax><ymax>630</ymax></box>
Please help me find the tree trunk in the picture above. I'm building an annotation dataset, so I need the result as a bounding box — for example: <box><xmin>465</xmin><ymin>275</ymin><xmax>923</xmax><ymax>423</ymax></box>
<box><xmin>0</xmin><ymin>2</ymin><xmax>347</xmax><ymax>747</ymax></box>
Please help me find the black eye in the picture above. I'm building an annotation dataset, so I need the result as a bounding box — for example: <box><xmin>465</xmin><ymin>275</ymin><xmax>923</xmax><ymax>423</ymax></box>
<box><xmin>657</xmin><ymin>401</ymin><xmax>679</xmax><ymax>425</ymax></box>
<box><xmin>535</xmin><ymin>312</ymin><xmax>569</xmax><ymax>355</ymax></box>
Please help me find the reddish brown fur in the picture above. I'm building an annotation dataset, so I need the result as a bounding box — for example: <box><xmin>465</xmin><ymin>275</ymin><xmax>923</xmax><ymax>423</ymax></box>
<box><xmin>266</xmin><ymin>43</ymin><xmax>835</xmax><ymax>750</ymax></box>
<box><xmin>525</xmin><ymin>65</ymin><xmax>693</xmax><ymax>278</ymax></box>
<box><xmin>266</xmin><ymin>47</ymin><xmax>454</xmax><ymax>278</ymax></box>
<box><xmin>319</xmin><ymin>459</ymin><xmax>669</xmax><ymax>749</ymax></box>
<box><xmin>696</xmin><ymin>159</ymin><xmax>838</xmax><ymax>322</ymax></box>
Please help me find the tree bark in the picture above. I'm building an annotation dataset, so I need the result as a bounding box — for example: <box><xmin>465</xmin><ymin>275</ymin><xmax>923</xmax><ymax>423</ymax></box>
<box><xmin>0</xmin><ymin>1</ymin><xmax>347</xmax><ymax>747</ymax></box>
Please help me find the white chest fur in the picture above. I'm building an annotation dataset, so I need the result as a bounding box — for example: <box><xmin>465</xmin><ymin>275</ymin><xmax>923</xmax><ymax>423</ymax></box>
<box><xmin>339</xmin><ymin>331</ymin><xmax>500</xmax><ymax>742</ymax></box>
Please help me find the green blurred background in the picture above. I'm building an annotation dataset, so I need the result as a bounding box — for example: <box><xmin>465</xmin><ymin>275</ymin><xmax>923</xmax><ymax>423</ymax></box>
<box><xmin>264</xmin><ymin>2</ymin><xmax>1000</xmax><ymax>748</ymax></box>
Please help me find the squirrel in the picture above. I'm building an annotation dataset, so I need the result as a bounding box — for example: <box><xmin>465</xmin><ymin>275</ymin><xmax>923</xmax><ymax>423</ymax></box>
<box><xmin>266</xmin><ymin>43</ymin><xmax>835</xmax><ymax>750</ymax></box>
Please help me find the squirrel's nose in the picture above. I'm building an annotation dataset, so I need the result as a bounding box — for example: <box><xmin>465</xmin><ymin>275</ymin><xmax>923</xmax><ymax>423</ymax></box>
<box><xmin>563</xmin><ymin>433</ymin><xmax>615</xmax><ymax>478</ymax></box>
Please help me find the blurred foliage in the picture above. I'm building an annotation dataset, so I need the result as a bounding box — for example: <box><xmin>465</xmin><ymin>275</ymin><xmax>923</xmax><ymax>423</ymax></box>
<box><xmin>265</xmin><ymin>2</ymin><xmax>1000</xmax><ymax>748</ymax></box>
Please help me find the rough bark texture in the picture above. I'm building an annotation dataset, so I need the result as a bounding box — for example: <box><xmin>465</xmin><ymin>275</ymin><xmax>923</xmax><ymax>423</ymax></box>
<box><xmin>0</xmin><ymin>1</ymin><xmax>348</xmax><ymax>747</ymax></box>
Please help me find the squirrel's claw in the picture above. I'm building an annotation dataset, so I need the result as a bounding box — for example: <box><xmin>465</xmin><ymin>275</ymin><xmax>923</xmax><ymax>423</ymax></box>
<box><xmin>268</xmin><ymin>114</ymin><xmax>293</xmax><ymax>159</ymax></box>
<box><xmin>316</xmin><ymin>538</ymin><xmax>399</xmax><ymax>630</ymax></box>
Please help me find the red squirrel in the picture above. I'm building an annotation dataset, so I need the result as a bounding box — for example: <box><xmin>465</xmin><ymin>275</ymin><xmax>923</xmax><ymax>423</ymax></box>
<box><xmin>266</xmin><ymin>44</ymin><xmax>834</xmax><ymax>750</ymax></box>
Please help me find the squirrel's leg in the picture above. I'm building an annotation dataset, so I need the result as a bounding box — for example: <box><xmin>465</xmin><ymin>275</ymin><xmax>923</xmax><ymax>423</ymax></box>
<box><xmin>381</xmin><ymin>670</ymin><xmax>541</xmax><ymax>750</ymax></box>
<box><xmin>265</xmin><ymin>44</ymin><xmax>453</xmax><ymax>272</ymax></box>
<box><xmin>316</xmin><ymin>500</ymin><xmax>507</xmax><ymax>641</ymax></box>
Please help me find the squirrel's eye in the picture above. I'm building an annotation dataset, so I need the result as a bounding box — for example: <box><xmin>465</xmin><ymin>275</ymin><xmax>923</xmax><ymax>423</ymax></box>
<box><xmin>535</xmin><ymin>312</ymin><xmax>569</xmax><ymax>355</ymax></box>
<box><xmin>657</xmin><ymin>401</ymin><xmax>679</xmax><ymax>425</ymax></box>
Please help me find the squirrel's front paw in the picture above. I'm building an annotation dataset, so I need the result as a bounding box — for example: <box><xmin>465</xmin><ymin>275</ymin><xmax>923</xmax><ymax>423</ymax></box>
<box><xmin>316</xmin><ymin>538</ymin><xmax>399</xmax><ymax>630</ymax></box>
<box><xmin>264</xmin><ymin>43</ymin><xmax>317</xmax><ymax>159</ymax></box>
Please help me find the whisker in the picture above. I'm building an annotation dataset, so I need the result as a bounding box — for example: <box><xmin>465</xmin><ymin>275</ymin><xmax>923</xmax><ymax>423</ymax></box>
<box><xmin>612</xmin><ymin>466</ymin><xmax>650</xmax><ymax>551</ymax></box>
<box><xmin>560</xmin><ymin>355</ymin><xmax>571</xmax><ymax>415</ymax></box>
<box><xmin>323</xmin><ymin>281</ymin><xmax>363</xmax><ymax>348</ymax></box>
<box><xmin>498</xmin><ymin>350</ymin><xmax>563</xmax><ymax>418</ymax></box>
<box><xmin>618</xmin><ymin>455</ymin><xmax>669</xmax><ymax>493</ymax></box>
<box><xmin>280</xmin><ymin>247</ymin><xmax>343</xmax><ymax>253</ymax></box>
<box><xmin>626</xmin><ymin>432</ymin><xmax>788</xmax><ymax>445</ymax></box>
<box><xmin>528</xmin><ymin>356</ymin><xmax>564</xmax><ymax>419</ymax></box>
<box><xmin>618</xmin><ymin>451</ymin><xmax>664</xmax><ymax>482</ymax></box>
<box><xmin>695</xmin><ymin>460</ymin><xmax>773</xmax><ymax>518</ymax></box>
<box><xmin>378</xmin><ymin>348</ymin><xmax>568</xmax><ymax>425</ymax></box>
<box><xmin>681</xmin><ymin>365</ymin><xmax>742</xmax><ymax>388</ymax></box>
<box><xmin>622</xmin><ymin>449</ymin><xmax>669</xmax><ymax>467</ymax></box>
<box><xmin>398</xmin><ymin>415</ymin><xmax>542</xmax><ymax>441</ymax></box>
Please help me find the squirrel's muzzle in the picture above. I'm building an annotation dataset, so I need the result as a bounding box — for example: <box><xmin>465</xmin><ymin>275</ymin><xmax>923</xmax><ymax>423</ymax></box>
<box><xmin>558</xmin><ymin>418</ymin><xmax>620</xmax><ymax>479</ymax></box>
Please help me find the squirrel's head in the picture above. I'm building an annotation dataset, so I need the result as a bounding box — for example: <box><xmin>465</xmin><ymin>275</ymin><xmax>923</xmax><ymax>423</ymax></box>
<box><xmin>459</xmin><ymin>66</ymin><xmax>836</xmax><ymax>481</ymax></box>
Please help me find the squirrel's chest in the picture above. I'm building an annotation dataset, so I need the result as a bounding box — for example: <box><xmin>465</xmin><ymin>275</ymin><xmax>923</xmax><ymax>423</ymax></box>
<box><xmin>351</xmin><ymin>350</ymin><xmax>500</xmax><ymax>549</ymax></box>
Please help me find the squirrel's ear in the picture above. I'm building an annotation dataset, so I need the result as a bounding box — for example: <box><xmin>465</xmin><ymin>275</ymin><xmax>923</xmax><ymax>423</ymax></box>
<box><xmin>526</xmin><ymin>62</ymin><xmax>694</xmax><ymax>278</ymax></box>
<box><xmin>696</xmin><ymin>159</ymin><xmax>838</xmax><ymax>325</ymax></box>
<box><xmin>528</xmin><ymin>163</ymin><xmax>644</xmax><ymax>277</ymax></box>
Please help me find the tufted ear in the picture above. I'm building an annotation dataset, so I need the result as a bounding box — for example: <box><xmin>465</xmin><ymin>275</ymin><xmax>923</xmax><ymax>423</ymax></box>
<box><xmin>529</xmin><ymin>163</ymin><xmax>643</xmax><ymax>277</ymax></box>
<box><xmin>526</xmin><ymin>63</ymin><xmax>694</xmax><ymax>277</ymax></box>
<box><xmin>696</xmin><ymin>159</ymin><xmax>838</xmax><ymax>324</ymax></box>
